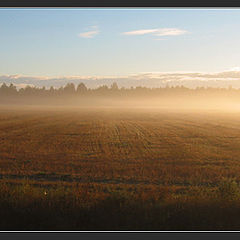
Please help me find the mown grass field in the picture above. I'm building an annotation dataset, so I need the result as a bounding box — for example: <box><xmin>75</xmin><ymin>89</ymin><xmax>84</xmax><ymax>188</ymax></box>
<box><xmin>1</xmin><ymin>106</ymin><xmax>240</xmax><ymax>230</ymax></box>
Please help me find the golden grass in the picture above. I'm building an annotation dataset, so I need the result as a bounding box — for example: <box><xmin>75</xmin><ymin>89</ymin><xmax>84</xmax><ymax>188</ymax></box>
<box><xmin>1</xmin><ymin>106</ymin><xmax>240</xmax><ymax>229</ymax></box>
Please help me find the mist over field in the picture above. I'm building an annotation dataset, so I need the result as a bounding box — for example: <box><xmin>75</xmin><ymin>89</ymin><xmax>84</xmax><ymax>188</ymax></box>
<box><xmin>3</xmin><ymin>70</ymin><xmax>240</xmax><ymax>111</ymax></box>
<box><xmin>2</xmin><ymin>80</ymin><xmax>240</xmax><ymax>112</ymax></box>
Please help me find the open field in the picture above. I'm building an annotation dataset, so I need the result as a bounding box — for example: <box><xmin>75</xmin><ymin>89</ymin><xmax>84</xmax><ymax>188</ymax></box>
<box><xmin>2</xmin><ymin>106</ymin><xmax>240</xmax><ymax>230</ymax></box>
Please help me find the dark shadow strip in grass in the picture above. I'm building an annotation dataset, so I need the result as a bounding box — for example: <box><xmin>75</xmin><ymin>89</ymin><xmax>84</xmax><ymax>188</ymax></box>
<box><xmin>0</xmin><ymin>173</ymin><xmax>220</xmax><ymax>187</ymax></box>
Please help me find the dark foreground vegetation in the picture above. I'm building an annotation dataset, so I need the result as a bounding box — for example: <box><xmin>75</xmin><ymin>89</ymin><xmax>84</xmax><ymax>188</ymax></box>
<box><xmin>1</xmin><ymin>179</ymin><xmax>240</xmax><ymax>230</ymax></box>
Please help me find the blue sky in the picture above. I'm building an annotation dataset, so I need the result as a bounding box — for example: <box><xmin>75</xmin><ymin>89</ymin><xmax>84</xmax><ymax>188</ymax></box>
<box><xmin>1</xmin><ymin>8</ymin><xmax>240</xmax><ymax>77</ymax></box>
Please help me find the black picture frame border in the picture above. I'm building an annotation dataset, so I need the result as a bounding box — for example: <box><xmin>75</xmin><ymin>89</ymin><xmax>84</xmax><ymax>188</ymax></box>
<box><xmin>1</xmin><ymin>0</ymin><xmax>240</xmax><ymax>7</ymax></box>
<box><xmin>2</xmin><ymin>232</ymin><xmax>240</xmax><ymax>240</ymax></box>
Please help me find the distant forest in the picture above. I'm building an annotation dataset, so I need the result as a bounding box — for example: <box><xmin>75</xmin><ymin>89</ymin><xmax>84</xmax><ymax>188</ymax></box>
<box><xmin>0</xmin><ymin>82</ymin><xmax>239</xmax><ymax>97</ymax></box>
<box><xmin>1</xmin><ymin>82</ymin><xmax>240</xmax><ymax>107</ymax></box>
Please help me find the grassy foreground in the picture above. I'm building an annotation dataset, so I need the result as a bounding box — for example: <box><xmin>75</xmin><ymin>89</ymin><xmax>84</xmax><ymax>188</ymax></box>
<box><xmin>1</xmin><ymin>179</ymin><xmax>240</xmax><ymax>230</ymax></box>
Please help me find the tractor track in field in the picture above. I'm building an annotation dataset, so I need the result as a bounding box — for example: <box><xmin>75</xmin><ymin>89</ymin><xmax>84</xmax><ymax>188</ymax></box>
<box><xmin>2</xmin><ymin>108</ymin><xmax>240</xmax><ymax>191</ymax></box>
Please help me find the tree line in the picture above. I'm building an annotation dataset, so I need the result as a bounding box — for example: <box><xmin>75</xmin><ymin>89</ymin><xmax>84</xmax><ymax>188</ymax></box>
<box><xmin>0</xmin><ymin>82</ymin><xmax>239</xmax><ymax>98</ymax></box>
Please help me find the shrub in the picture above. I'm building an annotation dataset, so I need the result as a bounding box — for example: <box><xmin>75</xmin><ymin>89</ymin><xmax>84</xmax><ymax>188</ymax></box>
<box><xmin>217</xmin><ymin>178</ymin><xmax>240</xmax><ymax>200</ymax></box>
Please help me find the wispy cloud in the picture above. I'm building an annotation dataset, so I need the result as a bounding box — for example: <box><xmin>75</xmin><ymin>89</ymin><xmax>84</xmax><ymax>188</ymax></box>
<box><xmin>154</xmin><ymin>28</ymin><xmax>187</xmax><ymax>36</ymax></box>
<box><xmin>78</xmin><ymin>30</ymin><xmax>99</xmax><ymax>38</ymax></box>
<box><xmin>122</xmin><ymin>28</ymin><xmax>188</xmax><ymax>37</ymax></box>
<box><xmin>78</xmin><ymin>26</ymin><xmax>100</xmax><ymax>38</ymax></box>
<box><xmin>123</xmin><ymin>29</ymin><xmax>160</xmax><ymax>36</ymax></box>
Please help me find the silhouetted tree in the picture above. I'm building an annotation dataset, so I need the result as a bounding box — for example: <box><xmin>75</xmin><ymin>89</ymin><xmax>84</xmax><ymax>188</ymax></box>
<box><xmin>49</xmin><ymin>86</ymin><xmax>54</xmax><ymax>93</ymax></box>
<box><xmin>64</xmin><ymin>83</ymin><xmax>75</xmax><ymax>95</ymax></box>
<box><xmin>0</xmin><ymin>83</ymin><xmax>8</xmax><ymax>95</ymax></box>
<box><xmin>8</xmin><ymin>83</ymin><xmax>17</xmax><ymax>95</ymax></box>
<box><xmin>77</xmin><ymin>83</ymin><xmax>87</xmax><ymax>94</ymax></box>
<box><xmin>111</xmin><ymin>82</ymin><xmax>119</xmax><ymax>90</ymax></box>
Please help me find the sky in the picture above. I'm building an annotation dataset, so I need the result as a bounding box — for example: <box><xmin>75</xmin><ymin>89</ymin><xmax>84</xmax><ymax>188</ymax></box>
<box><xmin>1</xmin><ymin>8</ymin><xmax>240</xmax><ymax>81</ymax></box>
